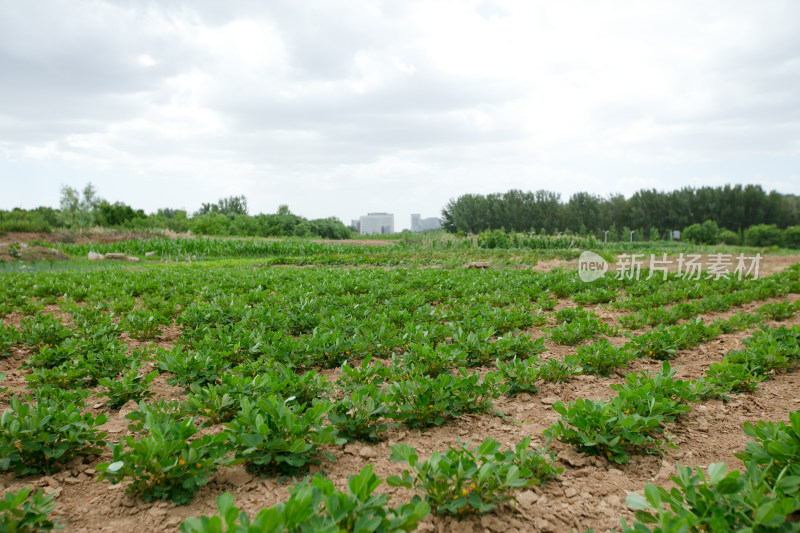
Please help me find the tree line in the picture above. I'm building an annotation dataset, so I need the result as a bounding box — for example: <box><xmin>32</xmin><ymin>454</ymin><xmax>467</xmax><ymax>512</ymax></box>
<box><xmin>441</xmin><ymin>185</ymin><xmax>800</xmax><ymax>239</ymax></box>
<box><xmin>0</xmin><ymin>185</ymin><xmax>351</xmax><ymax>239</ymax></box>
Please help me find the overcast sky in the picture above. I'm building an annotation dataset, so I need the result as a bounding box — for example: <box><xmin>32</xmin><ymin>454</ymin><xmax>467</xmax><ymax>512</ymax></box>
<box><xmin>1</xmin><ymin>1</ymin><xmax>799</xmax><ymax>229</ymax></box>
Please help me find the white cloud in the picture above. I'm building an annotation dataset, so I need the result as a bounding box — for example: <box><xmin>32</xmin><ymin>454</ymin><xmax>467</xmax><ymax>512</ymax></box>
<box><xmin>1</xmin><ymin>0</ymin><xmax>799</xmax><ymax>227</ymax></box>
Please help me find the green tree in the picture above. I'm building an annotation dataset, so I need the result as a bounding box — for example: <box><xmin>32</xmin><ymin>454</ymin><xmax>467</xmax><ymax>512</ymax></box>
<box><xmin>58</xmin><ymin>183</ymin><xmax>100</xmax><ymax>228</ymax></box>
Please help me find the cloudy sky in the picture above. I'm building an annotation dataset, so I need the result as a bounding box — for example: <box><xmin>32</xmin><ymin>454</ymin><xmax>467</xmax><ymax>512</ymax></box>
<box><xmin>1</xmin><ymin>1</ymin><xmax>799</xmax><ymax>229</ymax></box>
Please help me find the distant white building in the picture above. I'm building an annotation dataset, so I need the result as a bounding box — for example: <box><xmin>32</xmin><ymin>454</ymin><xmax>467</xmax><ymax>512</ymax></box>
<box><xmin>359</xmin><ymin>213</ymin><xmax>394</xmax><ymax>235</ymax></box>
<box><xmin>411</xmin><ymin>214</ymin><xmax>442</xmax><ymax>232</ymax></box>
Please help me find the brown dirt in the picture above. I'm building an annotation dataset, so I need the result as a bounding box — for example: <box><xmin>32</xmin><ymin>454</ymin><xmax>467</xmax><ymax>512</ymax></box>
<box><xmin>2</xmin><ymin>268</ymin><xmax>800</xmax><ymax>531</ymax></box>
<box><xmin>0</xmin><ymin>243</ymin><xmax>70</xmax><ymax>262</ymax></box>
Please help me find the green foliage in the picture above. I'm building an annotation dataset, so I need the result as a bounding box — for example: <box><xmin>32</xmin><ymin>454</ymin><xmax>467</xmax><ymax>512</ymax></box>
<box><xmin>567</xmin><ymin>339</ymin><xmax>633</xmax><ymax>376</ymax></box>
<box><xmin>745</xmin><ymin>224</ymin><xmax>784</xmax><ymax>247</ymax></box>
<box><xmin>385</xmin><ymin>370</ymin><xmax>505</xmax><ymax>429</ymax></box>
<box><xmin>387</xmin><ymin>437</ymin><xmax>561</xmax><ymax>515</ymax></box>
<box><xmin>682</xmin><ymin>220</ymin><xmax>719</xmax><ymax>245</ymax></box>
<box><xmin>225</xmin><ymin>397</ymin><xmax>342</xmax><ymax>476</ymax></box>
<box><xmin>157</xmin><ymin>347</ymin><xmax>224</xmax><ymax>388</ymax></box>
<box><xmin>705</xmin><ymin>359</ymin><xmax>767</xmax><ymax>395</ymax></box>
<box><xmin>123</xmin><ymin>309</ymin><xmax>164</xmax><ymax>340</ymax></box>
<box><xmin>544</xmin><ymin>398</ymin><xmax>666</xmax><ymax>464</ymax></box>
<box><xmin>492</xmin><ymin>357</ymin><xmax>540</xmax><ymax>396</ymax></box>
<box><xmin>717</xmin><ymin>228</ymin><xmax>740</xmax><ymax>245</ymax></box>
<box><xmin>97</xmin><ymin>413</ymin><xmax>233</xmax><ymax>505</ymax></box>
<box><xmin>329</xmin><ymin>385</ymin><xmax>394</xmax><ymax>443</ymax></box>
<box><xmin>19</xmin><ymin>314</ymin><xmax>72</xmax><ymax>349</ymax></box>
<box><xmin>736</xmin><ymin>411</ymin><xmax>800</xmax><ymax>484</ymax></box>
<box><xmin>547</xmin><ymin>314</ymin><xmax>611</xmax><ymax>346</ymax></box>
<box><xmin>628</xmin><ymin>319</ymin><xmax>718</xmax><ymax>360</ymax></box>
<box><xmin>336</xmin><ymin>356</ymin><xmax>392</xmax><ymax>392</ymax></box>
<box><xmin>0</xmin><ymin>322</ymin><xmax>19</xmax><ymax>357</ymax></box>
<box><xmin>537</xmin><ymin>358</ymin><xmax>582</xmax><ymax>383</ymax></box>
<box><xmin>0</xmin><ymin>487</ymin><xmax>61</xmax><ymax>532</ymax></box>
<box><xmin>180</xmin><ymin>465</ymin><xmax>429</xmax><ymax>533</ymax></box>
<box><xmin>612</xmin><ymin>362</ymin><xmax>703</xmax><ymax>410</ymax></box>
<box><xmin>621</xmin><ymin>462</ymin><xmax>800</xmax><ymax>532</ymax></box>
<box><xmin>757</xmin><ymin>300</ymin><xmax>800</xmax><ymax>321</ymax></box>
<box><xmin>0</xmin><ymin>396</ymin><xmax>107</xmax><ymax>475</ymax></box>
<box><xmin>98</xmin><ymin>366</ymin><xmax>158</xmax><ymax>409</ymax></box>
<box><xmin>397</xmin><ymin>343</ymin><xmax>466</xmax><ymax>377</ymax></box>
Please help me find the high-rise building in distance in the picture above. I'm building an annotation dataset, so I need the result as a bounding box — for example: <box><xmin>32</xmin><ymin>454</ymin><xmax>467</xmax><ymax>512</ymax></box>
<box><xmin>410</xmin><ymin>214</ymin><xmax>442</xmax><ymax>231</ymax></box>
<box><xmin>359</xmin><ymin>213</ymin><xmax>394</xmax><ymax>235</ymax></box>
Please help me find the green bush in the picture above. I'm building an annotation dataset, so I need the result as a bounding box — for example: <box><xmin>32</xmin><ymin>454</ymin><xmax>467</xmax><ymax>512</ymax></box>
<box><xmin>785</xmin><ymin>226</ymin><xmax>800</xmax><ymax>249</ymax></box>
<box><xmin>682</xmin><ymin>220</ymin><xmax>718</xmax><ymax>245</ymax></box>
<box><xmin>745</xmin><ymin>224</ymin><xmax>783</xmax><ymax>247</ymax></box>
<box><xmin>717</xmin><ymin>228</ymin><xmax>740</xmax><ymax>245</ymax></box>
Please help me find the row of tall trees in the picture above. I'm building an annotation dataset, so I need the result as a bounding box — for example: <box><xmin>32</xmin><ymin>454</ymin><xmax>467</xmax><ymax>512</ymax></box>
<box><xmin>441</xmin><ymin>185</ymin><xmax>800</xmax><ymax>235</ymax></box>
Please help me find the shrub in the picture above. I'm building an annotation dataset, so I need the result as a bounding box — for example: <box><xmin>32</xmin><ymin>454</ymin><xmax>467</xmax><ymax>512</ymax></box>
<box><xmin>717</xmin><ymin>228</ymin><xmax>740</xmax><ymax>245</ymax></box>
<box><xmin>785</xmin><ymin>225</ymin><xmax>800</xmax><ymax>249</ymax></box>
<box><xmin>682</xmin><ymin>220</ymin><xmax>719</xmax><ymax>245</ymax></box>
<box><xmin>745</xmin><ymin>224</ymin><xmax>783</xmax><ymax>247</ymax></box>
